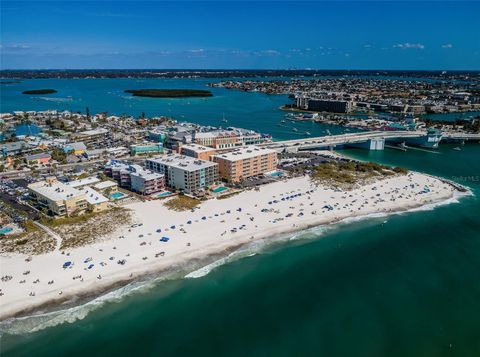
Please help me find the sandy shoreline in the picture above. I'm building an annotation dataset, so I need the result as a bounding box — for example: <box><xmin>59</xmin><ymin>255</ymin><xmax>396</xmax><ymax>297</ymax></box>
<box><xmin>0</xmin><ymin>172</ymin><xmax>470</xmax><ymax>322</ymax></box>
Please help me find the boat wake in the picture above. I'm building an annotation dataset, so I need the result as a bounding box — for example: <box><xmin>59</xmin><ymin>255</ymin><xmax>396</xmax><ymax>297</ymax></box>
<box><xmin>33</xmin><ymin>96</ymin><xmax>73</xmax><ymax>103</ymax></box>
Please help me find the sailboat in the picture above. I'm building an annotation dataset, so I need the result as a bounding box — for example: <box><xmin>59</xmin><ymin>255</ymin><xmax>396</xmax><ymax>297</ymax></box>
<box><xmin>221</xmin><ymin>113</ymin><xmax>228</xmax><ymax>123</ymax></box>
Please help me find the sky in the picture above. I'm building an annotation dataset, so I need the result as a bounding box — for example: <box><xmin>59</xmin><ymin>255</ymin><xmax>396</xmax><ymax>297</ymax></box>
<box><xmin>1</xmin><ymin>1</ymin><xmax>479</xmax><ymax>70</ymax></box>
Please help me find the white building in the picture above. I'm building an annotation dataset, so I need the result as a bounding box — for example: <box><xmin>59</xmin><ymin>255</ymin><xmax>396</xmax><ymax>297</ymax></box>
<box><xmin>145</xmin><ymin>154</ymin><xmax>218</xmax><ymax>194</ymax></box>
<box><xmin>79</xmin><ymin>187</ymin><xmax>109</xmax><ymax>212</ymax></box>
<box><xmin>65</xmin><ymin>176</ymin><xmax>101</xmax><ymax>189</ymax></box>
<box><xmin>28</xmin><ymin>178</ymin><xmax>88</xmax><ymax>216</ymax></box>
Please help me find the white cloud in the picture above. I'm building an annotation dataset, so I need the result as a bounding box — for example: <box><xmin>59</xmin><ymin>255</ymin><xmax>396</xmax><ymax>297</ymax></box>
<box><xmin>441</xmin><ymin>43</ymin><xmax>453</xmax><ymax>49</ymax></box>
<box><xmin>254</xmin><ymin>49</ymin><xmax>281</xmax><ymax>56</ymax></box>
<box><xmin>2</xmin><ymin>43</ymin><xmax>31</xmax><ymax>50</ymax></box>
<box><xmin>393</xmin><ymin>43</ymin><xmax>425</xmax><ymax>49</ymax></box>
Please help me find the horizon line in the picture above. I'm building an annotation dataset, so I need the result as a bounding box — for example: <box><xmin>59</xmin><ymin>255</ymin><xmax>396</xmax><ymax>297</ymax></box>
<box><xmin>1</xmin><ymin>68</ymin><xmax>480</xmax><ymax>72</ymax></box>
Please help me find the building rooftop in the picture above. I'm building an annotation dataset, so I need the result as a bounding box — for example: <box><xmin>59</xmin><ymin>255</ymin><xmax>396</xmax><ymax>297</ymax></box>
<box><xmin>106</xmin><ymin>161</ymin><xmax>131</xmax><ymax>170</ymax></box>
<box><xmin>93</xmin><ymin>180</ymin><xmax>118</xmax><ymax>190</ymax></box>
<box><xmin>25</xmin><ymin>153</ymin><xmax>51</xmax><ymax>161</ymax></box>
<box><xmin>78</xmin><ymin>128</ymin><xmax>109</xmax><ymax>136</ymax></box>
<box><xmin>131</xmin><ymin>143</ymin><xmax>163</xmax><ymax>149</ymax></box>
<box><xmin>194</xmin><ymin>132</ymin><xmax>217</xmax><ymax>139</ymax></box>
<box><xmin>214</xmin><ymin>146</ymin><xmax>277</xmax><ymax>161</ymax></box>
<box><xmin>85</xmin><ymin>149</ymin><xmax>105</xmax><ymax>156</ymax></box>
<box><xmin>130</xmin><ymin>169</ymin><xmax>164</xmax><ymax>181</ymax></box>
<box><xmin>2</xmin><ymin>141</ymin><xmax>27</xmax><ymax>152</ymax></box>
<box><xmin>148</xmin><ymin>154</ymin><xmax>217</xmax><ymax>171</ymax></box>
<box><xmin>65</xmin><ymin>176</ymin><xmax>101</xmax><ymax>188</ymax></box>
<box><xmin>28</xmin><ymin>180</ymin><xmax>84</xmax><ymax>202</ymax></box>
<box><xmin>65</xmin><ymin>142</ymin><xmax>87</xmax><ymax>151</ymax></box>
<box><xmin>106</xmin><ymin>146</ymin><xmax>128</xmax><ymax>153</ymax></box>
<box><xmin>81</xmin><ymin>187</ymin><xmax>109</xmax><ymax>205</ymax></box>
<box><xmin>181</xmin><ymin>143</ymin><xmax>216</xmax><ymax>152</ymax></box>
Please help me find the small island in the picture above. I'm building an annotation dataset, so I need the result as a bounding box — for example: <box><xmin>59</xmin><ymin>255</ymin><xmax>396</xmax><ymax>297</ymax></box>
<box><xmin>124</xmin><ymin>89</ymin><xmax>213</xmax><ymax>98</ymax></box>
<box><xmin>22</xmin><ymin>89</ymin><xmax>57</xmax><ymax>95</ymax></box>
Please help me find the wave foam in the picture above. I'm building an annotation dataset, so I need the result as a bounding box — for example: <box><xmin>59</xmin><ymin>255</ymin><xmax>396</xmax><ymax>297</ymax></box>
<box><xmin>185</xmin><ymin>242</ymin><xmax>265</xmax><ymax>279</ymax></box>
<box><xmin>0</xmin><ymin>275</ymin><xmax>169</xmax><ymax>337</ymax></box>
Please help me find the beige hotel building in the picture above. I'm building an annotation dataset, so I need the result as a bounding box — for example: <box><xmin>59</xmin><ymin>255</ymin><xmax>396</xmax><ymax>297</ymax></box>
<box><xmin>213</xmin><ymin>146</ymin><xmax>278</xmax><ymax>183</ymax></box>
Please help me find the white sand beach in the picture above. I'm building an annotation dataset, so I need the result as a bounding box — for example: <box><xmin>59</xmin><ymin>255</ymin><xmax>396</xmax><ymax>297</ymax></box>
<box><xmin>0</xmin><ymin>172</ymin><xmax>466</xmax><ymax>320</ymax></box>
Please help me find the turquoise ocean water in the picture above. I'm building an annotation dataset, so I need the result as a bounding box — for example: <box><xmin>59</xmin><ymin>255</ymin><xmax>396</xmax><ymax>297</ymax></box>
<box><xmin>0</xmin><ymin>77</ymin><xmax>351</xmax><ymax>140</ymax></box>
<box><xmin>1</xmin><ymin>78</ymin><xmax>480</xmax><ymax>356</ymax></box>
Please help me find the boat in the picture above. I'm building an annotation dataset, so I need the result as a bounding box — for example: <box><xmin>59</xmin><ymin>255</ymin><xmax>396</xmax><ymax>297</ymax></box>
<box><xmin>453</xmin><ymin>147</ymin><xmax>461</xmax><ymax>151</ymax></box>
<box><xmin>281</xmin><ymin>120</ymin><xmax>286</xmax><ymax>123</ymax></box>
<box><xmin>292</xmin><ymin>128</ymin><xmax>298</xmax><ymax>132</ymax></box>
<box><xmin>305</xmin><ymin>131</ymin><xmax>311</xmax><ymax>135</ymax></box>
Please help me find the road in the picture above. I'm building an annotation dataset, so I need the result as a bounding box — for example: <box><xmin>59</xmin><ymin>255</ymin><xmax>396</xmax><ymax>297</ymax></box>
<box><xmin>261</xmin><ymin>130</ymin><xmax>426</xmax><ymax>151</ymax></box>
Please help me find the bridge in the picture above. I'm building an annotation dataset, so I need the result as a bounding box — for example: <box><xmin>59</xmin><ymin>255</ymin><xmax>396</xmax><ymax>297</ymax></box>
<box><xmin>261</xmin><ymin>131</ymin><xmax>425</xmax><ymax>152</ymax></box>
<box><xmin>260</xmin><ymin>130</ymin><xmax>480</xmax><ymax>152</ymax></box>
<box><xmin>442</xmin><ymin>132</ymin><xmax>480</xmax><ymax>141</ymax></box>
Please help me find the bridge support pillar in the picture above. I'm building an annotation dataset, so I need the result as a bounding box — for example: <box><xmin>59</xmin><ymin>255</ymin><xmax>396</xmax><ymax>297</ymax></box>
<box><xmin>347</xmin><ymin>138</ymin><xmax>385</xmax><ymax>151</ymax></box>
<box><xmin>369</xmin><ymin>138</ymin><xmax>385</xmax><ymax>150</ymax></box>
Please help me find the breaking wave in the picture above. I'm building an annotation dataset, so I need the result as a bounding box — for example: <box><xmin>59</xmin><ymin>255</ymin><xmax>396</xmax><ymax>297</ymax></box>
<box><xmin>0</xmin><ymin>277</ymin><xmax>162</xmax><ymax>337</ymax></box>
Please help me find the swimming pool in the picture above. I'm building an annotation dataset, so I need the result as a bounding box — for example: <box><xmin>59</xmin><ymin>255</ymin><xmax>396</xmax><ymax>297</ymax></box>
<box><xmin>110</xmin><ymin>192</ymin><xmax>126</xmax><ymax>200</ymax></box>
<box><xmin>156</xmin><ymin>191</ymin><xmax>173</xmax><ymax>198</ymax></box>
<box><xmin>212</xmin><ymin>186</ymin><xmax>228</xmax><ymax>193</ymax></box>
<box><xmin>0</xmin><ymin>227</ymin><xmax>13</xmax><ymax>235</ymax></box>
<box><xmin>270</xmin><ymin>171</ymin><xmax>284</xmax><ymax>177</ymax></box>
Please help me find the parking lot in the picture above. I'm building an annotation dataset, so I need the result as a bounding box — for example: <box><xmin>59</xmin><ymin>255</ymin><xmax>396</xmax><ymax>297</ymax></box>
<box><xmin>0</xmin><ymin>179</ymin><xmax>39</xmax><ymax>220</ymax></box>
